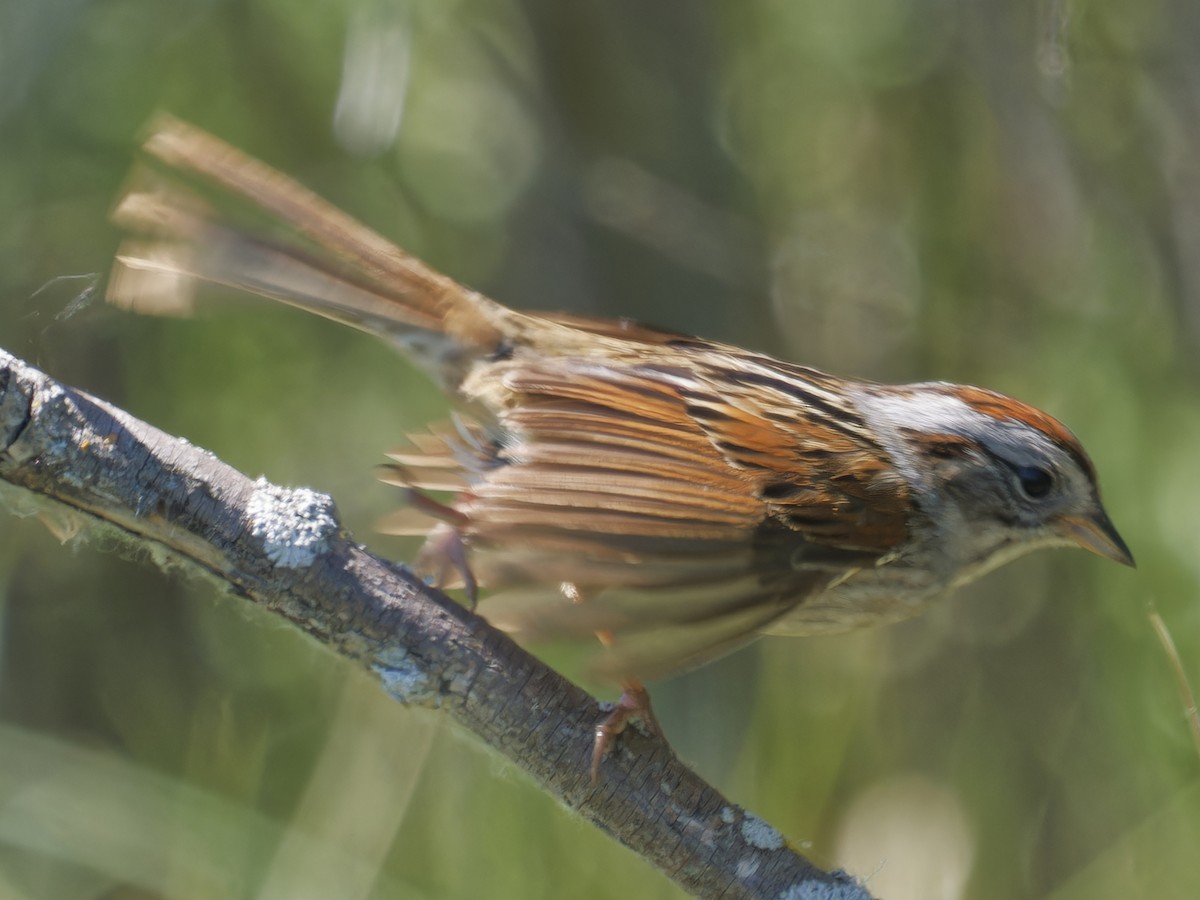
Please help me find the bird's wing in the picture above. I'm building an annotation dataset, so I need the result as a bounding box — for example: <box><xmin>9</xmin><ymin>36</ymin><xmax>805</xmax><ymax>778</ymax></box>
<box><xmin>384</xmin><ymin>352</ymin><xmax>909</xmax><ymax>679</ymax></box>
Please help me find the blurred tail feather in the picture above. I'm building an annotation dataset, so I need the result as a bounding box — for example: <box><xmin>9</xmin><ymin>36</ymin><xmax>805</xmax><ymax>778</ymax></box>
<box><xmin>108</xmin><ymin>115</ymin><xmax>509</xmax><ymax>386</ymax></box>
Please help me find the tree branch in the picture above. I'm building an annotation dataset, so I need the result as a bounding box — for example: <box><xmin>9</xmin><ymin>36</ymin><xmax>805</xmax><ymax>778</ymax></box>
<box><xmin>0</xmin><ymin>346</ymin><xmax>872</xmax><ymax>900</ymax></box>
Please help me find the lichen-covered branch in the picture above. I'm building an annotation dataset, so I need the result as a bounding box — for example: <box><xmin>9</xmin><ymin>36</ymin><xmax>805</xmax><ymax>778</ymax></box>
<box><xmin>0</xmin><ymin>347</ymin><xmax>871</xmax><ymax>900</ymax></box>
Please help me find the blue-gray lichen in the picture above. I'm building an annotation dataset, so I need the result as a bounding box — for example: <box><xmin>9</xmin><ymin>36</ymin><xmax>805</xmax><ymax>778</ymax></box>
<box><xmin>246</xmin><ymin>478</ymin><xmax>338</xmax><ymax>568</ymax></box>
<box><xmin>741</xmin><ymin>812</ymin><xmax>785</xmax><ymax>851</ymax></box>
<box><xmin>372</xmin><ymin>645</ymin><xmax>436</xmax><ymax>705</ymax></box>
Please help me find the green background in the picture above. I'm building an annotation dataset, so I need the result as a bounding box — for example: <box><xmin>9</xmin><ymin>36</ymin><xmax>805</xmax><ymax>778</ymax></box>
<box><xmin>0</xmin><ymin>2</ymin><xmax>1195</xmax><ymax>898</ymax></box>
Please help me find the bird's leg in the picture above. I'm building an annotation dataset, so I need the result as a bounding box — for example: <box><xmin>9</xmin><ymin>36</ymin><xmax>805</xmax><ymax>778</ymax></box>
<box><xmin>563</xmin><ymin>582</ymin><xmax>662</xmax><ymax>782</ymax></box>
<box><xmin>591</xmin><ymin>678</ymin><xmax>661</xmax><ymax>783</ymax></box>
<box><xmin>407</xmin><ymin>491</ymin><xmax>479</xmax><ymax>608</ymax></box>
<box><xmin>421</xmin><ymin>525</ymin><xmax>478</xmax><ymax>608</ymax></box>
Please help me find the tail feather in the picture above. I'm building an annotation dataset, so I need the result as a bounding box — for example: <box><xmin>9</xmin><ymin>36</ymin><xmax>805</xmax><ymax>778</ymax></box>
<box><xmin>111</xmin><ymin>190</ymin><xmax>442</xmax><ymax>331</ymax></box>
<box><xmin>108</xmin><ymin>115</ymin><xmax>508</xmax><ymax>386</ymax></box>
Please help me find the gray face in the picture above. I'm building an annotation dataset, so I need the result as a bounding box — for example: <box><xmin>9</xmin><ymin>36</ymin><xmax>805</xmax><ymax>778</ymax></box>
<box><xmin>941</xmin><ymin>415</ymin><xmax>1093</xmax><ymax>532</ymax></box>
<box><xmin>851</xmin><ymin>383</ymin><xmax>1131</xmax><ymax>575</ymax></box>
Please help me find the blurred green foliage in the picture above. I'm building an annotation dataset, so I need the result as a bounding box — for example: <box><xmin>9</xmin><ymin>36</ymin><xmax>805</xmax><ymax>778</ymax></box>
<box><xmin>1</xmin><ymin>1</ymin><xmax>1196</xmax><ymax>898</ymax></box>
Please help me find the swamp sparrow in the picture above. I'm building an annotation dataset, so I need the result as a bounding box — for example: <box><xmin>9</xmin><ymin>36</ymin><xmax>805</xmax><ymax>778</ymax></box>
<box><xmin>109</xmin><ymin>118</ymin><xmax>1133</xmax><ymax>776</ymax></box>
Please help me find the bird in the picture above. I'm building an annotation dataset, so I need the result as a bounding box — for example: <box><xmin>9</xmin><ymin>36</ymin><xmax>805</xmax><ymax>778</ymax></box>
<box><xmin>108</xmin><ymin>116</ymin><xmax>1134</xmax><ymax>779</ymax></box>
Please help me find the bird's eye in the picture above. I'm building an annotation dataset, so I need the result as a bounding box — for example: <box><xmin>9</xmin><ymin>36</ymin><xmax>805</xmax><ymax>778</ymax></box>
<box><xmin>1016</xmin><ymin>465</ymin><xmax>1054</xmax><ymax>499</ymax></box>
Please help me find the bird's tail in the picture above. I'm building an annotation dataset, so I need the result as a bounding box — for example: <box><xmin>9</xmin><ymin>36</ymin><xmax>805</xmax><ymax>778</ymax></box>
<box><xmin>108</xmin><ymin>115</ymin><xmax>511</xmax><ymax>388</ymax></box>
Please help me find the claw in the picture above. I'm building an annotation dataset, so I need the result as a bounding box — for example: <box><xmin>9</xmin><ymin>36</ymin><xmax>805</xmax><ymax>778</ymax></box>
<box><xmin>417</xmin><ymin>522</ymin><xmax>478</xmax><ymax>608</ymax></box>
<box><xmin>395</xmin><ymin>487</ymin><xmax>478</xmax><ymax>609</ymax></box>
<box><xmin>591</xmin><ymin>680</ymin><xmax>660</xmax><ymax>783</ymax></box>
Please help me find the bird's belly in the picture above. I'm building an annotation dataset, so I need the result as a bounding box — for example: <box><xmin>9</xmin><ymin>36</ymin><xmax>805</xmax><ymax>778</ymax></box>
<box><xmin>764</xmin><ymin>565</ymin><xmax>948</xmax><ymax>636</ymax></box>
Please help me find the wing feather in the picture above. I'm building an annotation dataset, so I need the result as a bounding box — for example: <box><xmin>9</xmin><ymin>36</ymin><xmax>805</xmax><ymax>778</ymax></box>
<box><xmin>381</xmin><ymin>350</ymin><xmax>910</xmax><ymax>678</ymax></box>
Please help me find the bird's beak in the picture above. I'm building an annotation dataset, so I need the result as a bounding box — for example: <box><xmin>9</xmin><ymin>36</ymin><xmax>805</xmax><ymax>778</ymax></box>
<box><xmin>1059</xmin><ymin>510</ymin><xmax>1135</xmax><ymax>567</ymax></box>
